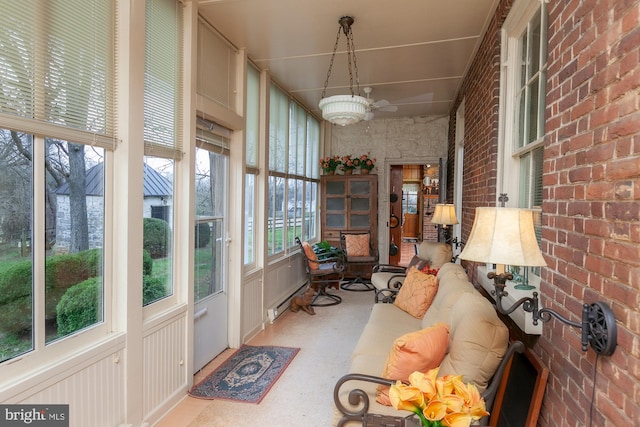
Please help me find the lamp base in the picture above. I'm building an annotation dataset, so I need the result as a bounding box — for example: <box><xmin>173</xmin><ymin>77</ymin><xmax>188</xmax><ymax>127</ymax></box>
<box><xmin>513</xmin><ymin>283</ymin><xmax>536</xmax><ymax>290</ymax></box>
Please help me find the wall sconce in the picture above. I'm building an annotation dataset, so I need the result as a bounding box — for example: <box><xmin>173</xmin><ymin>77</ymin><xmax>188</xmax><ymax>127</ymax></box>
<box><xmin>459</xmin><ymin>207</ymin><xmax>617</xmax><ymax>356</ymax></box>
<box><xmin>431</xmin><ymin>204</ymin><xmax>464</xmax><ymax>249</ymax></box>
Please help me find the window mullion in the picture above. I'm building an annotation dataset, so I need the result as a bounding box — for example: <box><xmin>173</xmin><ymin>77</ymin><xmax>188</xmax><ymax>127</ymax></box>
<box><xmin>32</xmin><ymin>136</ymin><xmax>46</xmax><ymax>351</ymax></box>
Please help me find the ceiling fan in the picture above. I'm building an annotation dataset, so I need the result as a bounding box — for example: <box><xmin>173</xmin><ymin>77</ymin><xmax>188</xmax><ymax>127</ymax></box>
<box><xmin>363</xmin><ymin>86</ymin><xmax>398</xmax><ymax>121</ymax></box>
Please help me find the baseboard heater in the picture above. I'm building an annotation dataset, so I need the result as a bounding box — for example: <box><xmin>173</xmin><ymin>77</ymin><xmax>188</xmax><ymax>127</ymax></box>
<box><xmin>267</xmin><ymin>283</ymin><xmax>307</xmax><ymax>324</ymax></box>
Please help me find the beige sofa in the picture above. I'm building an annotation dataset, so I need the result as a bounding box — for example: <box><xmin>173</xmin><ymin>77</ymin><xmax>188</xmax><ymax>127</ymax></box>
<box><xmin>334</xmin><ymin>261</ymin><xmax>519</xmax><ymax>426</ymax></box>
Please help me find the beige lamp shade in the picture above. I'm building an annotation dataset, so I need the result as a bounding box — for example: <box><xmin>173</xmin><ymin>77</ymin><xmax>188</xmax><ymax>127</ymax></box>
<box><xmin>458</xmin><ymin>207</ymin><xmax>546</xmax><ymax>267</ymax></box>
<box><xmin>431</xmin><ymin>204</ymin><xmax>459</xmax><ymax>225</ymax></box>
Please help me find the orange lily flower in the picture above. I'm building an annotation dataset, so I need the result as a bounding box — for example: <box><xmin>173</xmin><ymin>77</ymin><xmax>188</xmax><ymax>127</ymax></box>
<box><xmin>408</xmin><ymin>370</ymin><xmax>438</xmax><ymax>400</ymax></box>
<box><xmin>443</xmin><ymin>412</ymin><xmax>473</xmax><ymax>427</ymax></box>
<box><xmin>389</xmin><ymin>381</ymin><xmax>425</xmax><ymax>412</ymax></box>
<box><xmin>422</xmin><ymin>399</ymin><xmax>447</xmax><ymax>421</ymax></box>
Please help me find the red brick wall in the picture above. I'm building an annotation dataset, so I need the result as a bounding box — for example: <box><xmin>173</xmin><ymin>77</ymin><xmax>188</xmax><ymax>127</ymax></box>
<box><xmin>450</xmin><ymin>0</ymin><xmax>640</xmax><ymax>425</ymax></box>
<box><xmin>448</xmin><ymin>0</ymin><xmax>513</xmax><ymax>249</ymax></box>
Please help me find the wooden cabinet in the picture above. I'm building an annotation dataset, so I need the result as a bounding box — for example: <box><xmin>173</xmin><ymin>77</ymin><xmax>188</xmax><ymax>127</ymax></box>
<box><xmin>320</xmin><ymin>174</ymin><xmax>378</xmax><ymax>249</ymax></box>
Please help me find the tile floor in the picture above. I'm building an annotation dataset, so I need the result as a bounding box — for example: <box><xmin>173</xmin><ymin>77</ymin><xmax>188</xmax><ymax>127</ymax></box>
<box><xmin>154</xmin><ymin>286</ymin><xmax>375</xmax><ymax>427</ymax></box>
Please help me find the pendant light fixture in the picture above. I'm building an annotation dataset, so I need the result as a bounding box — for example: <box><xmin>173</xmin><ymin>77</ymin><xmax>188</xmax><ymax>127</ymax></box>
<box><xmin>318</xmin><ymin>16</ymin><xmax>369</xmax><ymax>126</ymax></box>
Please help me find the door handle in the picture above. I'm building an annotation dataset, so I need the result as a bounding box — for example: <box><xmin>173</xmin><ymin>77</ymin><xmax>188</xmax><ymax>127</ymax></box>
<box><xmin>194</xmin><ymin>307</ymin><xmax>208</xmax><ymax>320</ymax></box>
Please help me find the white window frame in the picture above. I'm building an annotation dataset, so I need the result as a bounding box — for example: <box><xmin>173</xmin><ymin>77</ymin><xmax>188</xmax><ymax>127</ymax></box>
<box><xmin>497</xmin><ymin>0</ymin><xmax>548</xmax><ymax>289</ymax></box>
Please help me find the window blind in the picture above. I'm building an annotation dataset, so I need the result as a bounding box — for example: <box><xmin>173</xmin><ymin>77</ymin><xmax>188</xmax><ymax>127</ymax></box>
<box><xmin>196</xmin><ymin>117</ymin><xmax>230</xmax><ymax>156</ymax></box>
<box><xmin>144</xmin><ymin>0</ymin><xmax>183</xmax><ymax>159</ymax></box>
<box><xmin>0</xmin><ymin>0</ymin><xmax>116</xmax><ymax>149</ymax></box>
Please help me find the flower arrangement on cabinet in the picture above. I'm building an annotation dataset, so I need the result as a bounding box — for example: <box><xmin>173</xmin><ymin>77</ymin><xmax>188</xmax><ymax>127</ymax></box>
<box><xmin>320</xmin><ymin>155</ymin><xmax>341</xmax><ymax>174</ymax></box>
<box><xmin>341</xmin><ymin>155</ymin><xmax>357</xmax><ymax>173</ymax></box>
<box><xmin>359</xmin><ymin>154</ymin><xmax>376</xmax><ymax>171</ymax></box>
<box><xmin>320</xmin><ymin>154</ymin><xmax>376</xmax><ymax>174</ymax></box>
<box><xmin>389</xmin><ymin>368</ymin><xmax>489</xmax><ymax>427</ymax></box>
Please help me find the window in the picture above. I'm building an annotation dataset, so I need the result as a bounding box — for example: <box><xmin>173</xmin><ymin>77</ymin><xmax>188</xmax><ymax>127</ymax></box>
<box><xmin>0</xmin><ymin>1</ymin><xmax>115</xmax><ymax>364</ymax></box>
<box><xmin>499</xmin><ymin>0</ymin><xmax>547</xmax><ymax>283</ymax></box>
<box><xmin>143</xmin><ymin>0</ymin><xmax>182</xmax><ymax>305</ymax></box>
<box><xmin>267</xmin><ymin>84</ymin><xmax>319</xmax><ymax>256</ymax></box>
<box><xmin>194</xmin><ymin>119</ymin><xmax>230</xmax><ymax>301</ymax></box>
<box><xmin>244</xmin><ymin>66</ymin><xmax>260</xmax><ymax>266</ymax></box>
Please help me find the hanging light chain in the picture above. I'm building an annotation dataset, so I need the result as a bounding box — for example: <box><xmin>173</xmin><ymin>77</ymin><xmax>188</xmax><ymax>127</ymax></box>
<box><xmin>346</xmin><ymin>25</ymin><xmax>360</xmax><ymax>97</ymax></box>
<box><xmin>321</xmin><ymin>26</ymin><xmax>342</xmax><ymax>99</ymax></box>
<box><xmin>321</xmin><ymin>16</ymin><xmax>361</xmax><ymax>99</ymax></box>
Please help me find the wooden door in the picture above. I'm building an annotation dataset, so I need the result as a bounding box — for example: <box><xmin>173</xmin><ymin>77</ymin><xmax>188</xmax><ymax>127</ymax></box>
<box><xmin>389</xmin><ymin>166</ymin><xmax>403</xmax><ymax>265</ymax></box>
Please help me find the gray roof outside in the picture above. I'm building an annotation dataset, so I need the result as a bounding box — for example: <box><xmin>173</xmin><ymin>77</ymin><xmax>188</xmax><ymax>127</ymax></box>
<box><xmin>56</xmin><ymin>163</ymin><xmax>172</xmax><ymax>197</ymax></box>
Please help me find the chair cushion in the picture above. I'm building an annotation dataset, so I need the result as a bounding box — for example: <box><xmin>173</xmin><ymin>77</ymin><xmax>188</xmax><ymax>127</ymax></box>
<box><xmin>345</xmin><ymin>234</ymin><xmax>370</xmax><ymax>256</ymax></box>
<box><xmin>301</xmin><ymin>241</ymin><xmax>318</xmax><ymax>269</ymax></box>
<box><xmin>375</xmin><ymin>323</ymin><xmax>450</xmax><ymax>405</ymax></box>
<box><xmin>394</xmin><ymin>267</ymin><xmax>439</xmax><ymax>318</ymax></box>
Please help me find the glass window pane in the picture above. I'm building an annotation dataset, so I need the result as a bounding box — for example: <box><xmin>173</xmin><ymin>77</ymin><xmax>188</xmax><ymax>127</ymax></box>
<box><xmin>307</xmin><ymin>118</ymin><xmax>320</xmax><ymax>179</ymax></box>
<box><xmin>143</xmin><ymin>156</ymin><xmax>174</xmax><ymax>306</ymax></box>
<box><xmin>45</xmin><ymin>140</ymin><xmax>105</xmax><ymax>342</ymax></box>
<box><xmin>530</xmin><ymin>10</ymin><xmax>542</xmax><ymax>75</ymax></box>
<box><xmin>244</xmin><ymin>174</ymin><xmax>255</xmax><ymax>265</ymax></box>
<box><xmin>194</xmin><ymin>148</ymin><xmax>226</xmax><ymax>300</ymax></box>
<box><xmin>0</xmin><ymin>130</ymin><xmax>33</xmax><ymax>361</ymax></box>
<box><xmin>246</xmin><ymin>67</ymin><xmax>259</xmax><ymax>167</ymax></box>
<box><xmin>267</xmin><ymin>175</ymin><xmax>285</xmax><ymax>255</ymax></box>
<box><xmin>304</xmin><ymin>181</ymin><xmax>317</xmax><ymax>241</ymax></box>
<box><xmin>269</xmin><ymin>85</ymin><xmax>288</xmax><ymax>173</ymax></box>
<box><xmin>528</xmin><ymin>76</ymin><xmax>540</xmax><ymax>144</ymax></box>
<box><xmin>517</xmin><ymin>89</ymin><xmax>527</xmax><ymax>148</ymax></box>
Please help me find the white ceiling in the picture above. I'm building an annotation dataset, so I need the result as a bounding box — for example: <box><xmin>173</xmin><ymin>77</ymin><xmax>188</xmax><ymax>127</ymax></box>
<box><xmin>198</xmin><ymin>0</ymin><xmax>499</xmax><ymax>119</ymax></box>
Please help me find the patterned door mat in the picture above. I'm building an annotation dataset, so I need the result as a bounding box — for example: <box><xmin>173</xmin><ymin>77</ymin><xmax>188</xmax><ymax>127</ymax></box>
<box><xmin>188</xmin><ymin>345</ymin><xmax>300</xmax><ymax>404</ymax></box>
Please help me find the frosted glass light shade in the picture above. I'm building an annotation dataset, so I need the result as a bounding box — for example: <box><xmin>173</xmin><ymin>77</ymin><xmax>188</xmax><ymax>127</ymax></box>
<box><xmin>458</xmin><ymin>207</ymin><xmax>546</xmax><ymax>267</ymax></box>
<box><xmin>431</xmin><ymin>204</ymin><xmax>458</xmax><ymax>225</ymax></box>
<box><xmin>319</xmin><ymin>95</ymin><xmax>369</xmax><ymax>126</ymax></box>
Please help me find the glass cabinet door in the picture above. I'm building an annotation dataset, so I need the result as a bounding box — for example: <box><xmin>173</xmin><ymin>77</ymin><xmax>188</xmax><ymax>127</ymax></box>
<box><xmin>325</xmin><ymin>180</ymin><xmax>346</xmax><ymax>228</ymax></box>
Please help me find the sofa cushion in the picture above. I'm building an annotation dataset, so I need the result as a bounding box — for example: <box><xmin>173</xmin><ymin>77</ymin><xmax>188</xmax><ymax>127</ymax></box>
<box><xmin>421</xmin><ymin>277</ymin><xmax>476</xmax><ymax>329</ymax></box>
<box><xmin>438</xmin><ymin>292</ymin><xmax>509</xmax><ymax>391</ymax></box>
<box><xmin>416</xmin><ymin>241</ymin><xmax>452</xmax><ymax>268</ymax></box>
<box><xmin>394</xmin><ymin>267</ymin><xmax>439</xmax><ymax>318</ymax></box>
<box><xmin>375</xmin><ymin>323</ymin><xmax>450</xmax><ymax>405</ymax></box>
<box><xmin>352</xmin><ymin>303</ymin><xmax>422</xmax><ymax>359</ymax></box>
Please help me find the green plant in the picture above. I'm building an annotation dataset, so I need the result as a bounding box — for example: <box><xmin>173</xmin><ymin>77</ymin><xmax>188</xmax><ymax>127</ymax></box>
<box><xmin>143</xmin><ymin>217</ymin><xmax>171</xmax><ymax>258</ymax></box>
<box><xmin>143</xmin><ymin>275</ymin><xmax>167</xmax><ymax>306</ymax></box>
<box><xmin>195</xmin><ymin>222</ymin><xmax>211</xmax><ymax>248</ymax></box>
<box><xmin>143</xmin><ymin>249</ymin><xmax>153</xmax><ymax>276</ymax></box>
<box><xmin>56</xmin><ymin>277</ymin><xmax>102</xmax><ymax>337</ymax></box>
<box><xmin>0</xmin><ymin>248</ymin><xmax>107</xmax><ymax>336</ymax></box>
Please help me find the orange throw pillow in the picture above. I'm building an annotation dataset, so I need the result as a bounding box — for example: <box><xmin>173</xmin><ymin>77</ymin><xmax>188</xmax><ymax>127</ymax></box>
<box><xmin>376</xmin><ymin>323</ymin><xmax>450</xmax><ymax>405</ymax></box>
<box><xmin>345</xmin><ymin>234</ymin><xmax>370</xmax><ymax>256</ymax></box>
<box><xmin>301</xmin><ymin>241</ymin><xmax>318</xmax><ymax>269</ymax></box>
<box><xmin>394</xmin><ymin>267</ymin><xmax>439</xmax><ymax>318</ymax></box>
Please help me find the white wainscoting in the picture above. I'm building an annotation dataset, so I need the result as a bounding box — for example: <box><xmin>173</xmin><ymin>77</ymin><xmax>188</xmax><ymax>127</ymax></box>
<box><xmin>142</xmin><ymin>308</ymin><xmax>188</xmax><ymax>420</ymax></box>
<box><xmin>242</xmin><ymin>273</ymin><xmax>264</xmax><ymax>342</ymax></box>
<box><xmin>12</xmin><ymin>337</ymin><xmax>127</xmax><ymax>427</ymax></box>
